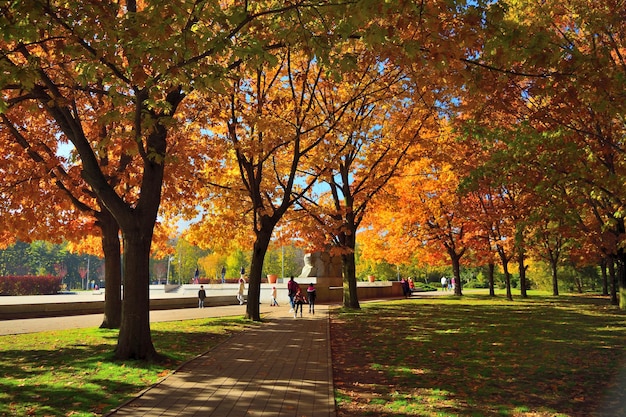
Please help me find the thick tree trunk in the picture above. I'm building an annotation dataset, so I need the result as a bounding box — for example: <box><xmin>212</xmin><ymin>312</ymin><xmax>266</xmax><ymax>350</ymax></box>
<box><xmin>497</xmin><ymin>246</ymin><xmax>512</xmax><ymax>301</ymax></box>
<box><xmin>246</xmin><ymin>226</ymin><xmax>273</xmax><ymax>321</ymax></box>
<box><xmin>337</xmin><ymin>225</ymin><xmax>359</xmax><ymax>309</ymax></box>
<box><xmin>109</xmin><ymin>114</ymin><xmax>172</xmax><ymax>360</ymax></box>
<box><xmin>114</xmin><ymin>231</ymin><xmax>158</xmax><ymax>360</ymax></box>
<box><xmin>518</xmin><ymin>251</ymin><xmax>528</xmax><ymax>298</ymax></box>
<box><xmin>451</xmin><ymin>253</ymin><xmax>463</xmax><ymax>296</ymax></box>
<box><xmin>618</xmin><ymin>251</ymin><xmax>626</xmax><ymax>310</ymax></box>
<box><xmin>503</xmin><ymin>267</ymin><xmax>512</xmax><ymax>301</ymax></box>
<box><xmin>98</xmin><ymin>209</ymin><xmax>122</xmax><ymax>329</ymax></box>
<box><xmin>601</xmin><ymin>258</ymin><xmax>609</xmax><ymax>296</ymax></box>
<box><xmin>342</xmin><ymin>251</ymin><xmax>360</xmax><ymax>309</ymax></box>
<box><xmin>550</xmin><ymin>258</ymin><xmax>559</xmax><ymax>296</ymax></box>
<box><xmin>609</xmin><ymin>258</ymin><xmax>618</xmax><ymax>305</ymax></box>
<box><xmin>488</xmin><ymin>262</ymin><xmax>495</xmax><ymax>297</ymax></box>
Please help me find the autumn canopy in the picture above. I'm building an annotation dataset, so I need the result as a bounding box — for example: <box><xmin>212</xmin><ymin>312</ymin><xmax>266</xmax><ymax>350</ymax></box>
<box><xmin>1</xmin><ymin>0</ymin><xmax>625</xmax><ymax>360</ymax></box>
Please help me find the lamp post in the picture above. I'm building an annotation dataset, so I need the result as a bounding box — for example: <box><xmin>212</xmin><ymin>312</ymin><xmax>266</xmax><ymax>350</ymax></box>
<box><xmin>166</xmin><ymin>256</ymin><xmax>175</xmax><ymax>285</ymax></box>
<box><xmin>85</xmin><ymin>257</ymin><xmax>90</xmax><ymax>290</ymax></box>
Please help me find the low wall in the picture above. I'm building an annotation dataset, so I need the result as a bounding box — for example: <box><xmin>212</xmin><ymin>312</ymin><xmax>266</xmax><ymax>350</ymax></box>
<box><xmin>0</xmin><ymin>279</ymin><xmax>408</xmax><ymax>320</ymax></box>
<box><xmin>0</xmin><ymin>295</ymin><xmax>237</xmax><ymax>320</ymax></box>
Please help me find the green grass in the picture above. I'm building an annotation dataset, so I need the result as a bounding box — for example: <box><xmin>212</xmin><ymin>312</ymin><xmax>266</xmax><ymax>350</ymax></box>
<box><xmin>331</xmin><ymin>292</ymin><xmax>626</xmax><ymax>417</ymax></box>
<box><xmin>0</xmin><ymin>316</ymin><xmax>255</xmax><ymax>416</ymax></box>
<box><xmin>3</xmin><ymin>293</ymin><xmax>626</xmax><ymax>417</ymax></box>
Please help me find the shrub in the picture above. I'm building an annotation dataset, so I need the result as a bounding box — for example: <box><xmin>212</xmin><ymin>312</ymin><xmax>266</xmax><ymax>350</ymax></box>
<box><xmin>464</xmin><ymin>281</ymin><xmax>490</xmax><ymax>289</ymax></box>
<box><xmin>0</xmin><ymin>275</ymin><xmax>62</xmax><ymax>295</ymax></box>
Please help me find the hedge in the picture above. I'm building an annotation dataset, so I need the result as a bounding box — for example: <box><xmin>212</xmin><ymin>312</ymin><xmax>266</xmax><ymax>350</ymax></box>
<box><xmin>0</xmin><ymin>275</ymin><xmax>62</xmax><ymax>296</ymax></box>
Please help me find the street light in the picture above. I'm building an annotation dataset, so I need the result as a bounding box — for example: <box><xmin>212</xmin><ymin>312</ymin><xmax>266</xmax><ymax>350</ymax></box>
<box><xmin>166</xmin><ymin>256</ymin><xmax>175</xmax><ymax>285</ymax></box>
<box><xmin>86</xmin><ymin>257</ymin><xmax>90</xmax><ymax>290</ymax></box>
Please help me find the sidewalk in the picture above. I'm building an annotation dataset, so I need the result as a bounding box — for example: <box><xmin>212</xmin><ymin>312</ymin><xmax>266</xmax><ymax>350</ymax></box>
<box><xmin>0</xmin><ymin>296</ymin><xmax>336</xmax><ymax>417</ymax></box>
<box><xmin>106</xmin><ymin>304</ymin><xmax>335</xmax><ymax>417</ymax></box>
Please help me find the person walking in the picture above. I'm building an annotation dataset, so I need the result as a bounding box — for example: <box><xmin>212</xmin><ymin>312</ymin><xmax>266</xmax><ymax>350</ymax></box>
<box><xmin>401</xmin><ymin>277</ymin><xmax>411</xmax><ymax>298</ymax></box>
<box><xmin>221</xmin><ymin>265</ymin><xmax>226</xmax><ymax>283</ymax></box>
<box><xmin>287</xmin><ymin>276</ymin><xmax>298</xmax><ymax>312</ymax></box>
<box><xmin>441</xmin><ymin>276</ymin><xmax>447</xmax><ymax>291</ymax></box>
<box><xmin>306</xmin><ymin>283</ymin><xmax>317</xmax><ymax>314</ymax></box>
<box><xmin>198</xmin><ymin>285</ymin><xmax>206</xmax><ymax>308</ymax></box>
<box><xmin>270</xmin><ymin>286</ymin><xmax>279</xmax><ymax>306</ymax></box>
<box><xmin>237</xmin><ymin>277</ymin><xmax>246</xmax><ymax>305</ymax></box>
<box><xmin>293</xmin><ymin>287</ymin><xmax>306</xmax><ymax>318</ymax></box>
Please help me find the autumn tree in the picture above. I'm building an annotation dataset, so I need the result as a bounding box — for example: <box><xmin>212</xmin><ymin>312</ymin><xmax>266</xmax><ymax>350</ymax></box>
<box><xmin>187</xmin><ymin>46</ymin><xmax>376</xmax><ymax>320</ymax></box>
<box><xmin>283</xmin><ymin>51</ymin><xmax>438</xmax><ymax>308</ymax></box>
<box><xmin>0</xmin><ymin>0</ymin><xmax>346</xmax><ymax>357</ymax></box>
<box><xmin>362</xmin><ymin>123</ymin><xmax>485</xmax><ymax>297</ymax></box>
<box><xmin>460</xmin><ymin>0</ymin><xmax>626</xmax><ymax>305</ymax></box>
<box><xmin>0</xmin><ymin>99</ymin><xmax>124</xmax><ymax>328</ymax></box>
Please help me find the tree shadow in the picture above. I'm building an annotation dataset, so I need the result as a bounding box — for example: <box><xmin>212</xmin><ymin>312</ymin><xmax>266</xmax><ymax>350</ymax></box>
<box><xmin>332</xmin><ymin>295</ymin><xmax>626</xmax><ymax>416</ymax></box>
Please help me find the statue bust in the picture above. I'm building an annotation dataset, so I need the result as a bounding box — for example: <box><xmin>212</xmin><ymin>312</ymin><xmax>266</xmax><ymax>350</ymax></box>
<box><xmin>299</xmin><ymin>251</ymin><xmax>342</xmax><ymax>278</ymax></box>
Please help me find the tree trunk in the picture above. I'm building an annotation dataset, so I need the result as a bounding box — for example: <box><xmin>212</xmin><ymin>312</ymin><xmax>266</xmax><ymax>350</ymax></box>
<box><xmin>488</xmin><ymin>262</ymin><xmax>495</xmax><ymax>297</ymax></box>
<box><xmin>601</xmin><ymin>258</ymin><xmax>609</xmax><ymax>296</ymax></box>
<box><xmin>246</xmin><ymin>225</ymin><xmax>274</xmax><ymax>321</ymax></box>
<box><xmin>618</xmin><ymin>251</ymin><xmax>626</xmax><ymax>310</ymax></box>
<box><xmin>450</xmin><ymin>252</ymin><xmax>463</xmax><ymax>296</ymax></box>
<box><xmin>497</xmin><ymin>246</ymin><xmax>512</xmax><ymax>301</ymax></box>
<box><xmin>114</xmin><ymin>231</ymin><xmax>159</xmax><ymax>360</ymax></box>
<box><xmin>609</xmin><ymin>257</ymin><xmax>618</xmax><ymax>305</ymax></box>
<box><xmin>98</xmin><ymin>209</ymin><xmax>122</xmax><ymax>329</ymax></box>
<box><xmin>108</xmin><ymin>110</ymin><xmax>173</xmax><ymax>360</ymax></box>
<box><xmin>518</xmin><ymin>250</ymin><xmax>528</xmax><ymax>298</ymax></box>
<box><xmin>337</xmin><ymin>224</ymin><xmax>360</xmax><ymax>309</ymax></box>
<box><xmin>550</xmin><ymin>257</ymin><xmax>559</xmax><ymax>296</ymax></box>
<box><xmin>342</xmin><ymin>251</ymin><xmax>360</xmax><ymax>309</ymax></box>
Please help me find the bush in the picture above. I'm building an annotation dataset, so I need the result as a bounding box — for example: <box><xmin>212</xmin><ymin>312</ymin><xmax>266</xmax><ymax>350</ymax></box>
<box><xmin>414</xmin><ymin>283</ymin><xmax>438</xmax><ymax>292</ymax></box>
<box><xmin>0</xmin><ymin>275</ymin><xmax>62</xmax><ymax>295</ymax></box>
<box><xmin>464</xmin><ymin>281</ymin><xmax>490</xmax><ymax>289</ymax></box>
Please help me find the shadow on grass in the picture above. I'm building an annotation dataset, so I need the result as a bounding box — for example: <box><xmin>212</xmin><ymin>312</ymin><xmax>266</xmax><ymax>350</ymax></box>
<box><xmin>331</xmin><ymin>294</ymin><xmax>626</xmax><ymax>417</ymax></box>
<box><xmin>0</xmin><ymin>317</ymin><xmax>251</xmax><ymax>416</ymax></box>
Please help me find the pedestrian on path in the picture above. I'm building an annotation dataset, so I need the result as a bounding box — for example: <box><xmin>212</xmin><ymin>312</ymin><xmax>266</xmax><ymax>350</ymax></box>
<box><xmin>287</xmin><ymin>276</ymin><xmax>298</xmax><ymax>312</ymax></box>
<box><xmin>237</xmin><ymin>277</ymin><xmax>246</xmax><ymax>305</ymax></box>
<box><xmin>441</xmin><ymin>276</ymin><xmax>447</xmax><ymax>291</ymax></box>
<box><xmin>401</xmin><ymin>277</ymin><xmax>411</xmax><ymax>297</ymax></box>
<box><xmin>270</xmin><ymin>286</ymin><xmax>279</xmax><ymax>306</ymax></box>
<box><xmin>306</xmin><ymin>283</ymin><xmax>316</xmax><ymax>314</ymax></box>
<box><xmin>293</xmin><ymin>287</ymin><xmax>306</xmax><ymax>318</ymax></box>
<box><xmin>221</xmin><ymin>265</ymin><xmax>226</xmax><ymax>283</ymax></box>
<box><xmin>198</xmin><ymin>285</ymin><xmax>207</xmax><ymax>308</ymax></box>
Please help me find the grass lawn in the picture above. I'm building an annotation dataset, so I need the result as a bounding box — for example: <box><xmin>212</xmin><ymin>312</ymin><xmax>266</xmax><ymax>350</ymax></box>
<box><xmin>0</xmin><ymin>316</ymin><xmax>255</xmax><ymax>416</ymax></box>
<box><xmin>2</xmin><ymin>293</ymin><xmax>625</xmax><ymax>417</ymax></box>
<box><xmin>331</xmin><ymin>291</ymin><xmax>626</xmax><ymax>417</ymax></box>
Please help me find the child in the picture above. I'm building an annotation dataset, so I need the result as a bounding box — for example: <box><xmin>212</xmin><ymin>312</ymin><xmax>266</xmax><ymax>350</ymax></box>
<box><xmin>306</xmin><ymin>283</ymin><xmax>316</xmax><ymax>314</ymax></box>
<box><xmin>270</xmin><ymin>286</ymin><xmax>279</xmax><ymax>306</ymax></box>
<box><xmin>293</xmin><ymin>288</ymin><xmax>306</xmax><ymax>318</ymax></box>
<box><xmin>237</xmin><ymin>277</ymin><xmax>245</xmax><ymax>305</ymax></box>
<box><xmin>198</xmin><ymin>285</ymin><xmax>206</xmax><ymax>308</ymax></box>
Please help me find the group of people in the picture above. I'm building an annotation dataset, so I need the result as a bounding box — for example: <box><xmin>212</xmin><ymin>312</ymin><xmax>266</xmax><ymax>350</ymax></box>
<box><xmin>197</xmin><ymin>280</ymin><xmax>245</xmax><ymax>308</ymax></box>
<box><xmin>197</xmin><ymin>266</ymin><xmax>246</xmax><ymax>307</ymax></box>
<box><xmin>400</xmin><ymin>276</ymin><xmax>415</xmax><ymax>297</ymax></box>
<box><xmin>440</xmin><ymin>276</ymin><xmax>456</xmax><ymax>291</ymax></box>
<box><xmin>197</xmin><ymin>272</ymin><xmax>317</xmax><ymax>315</ymax></box>
<box><xmin>287</xmin><ymin>276</ymin><xmax>316</xmax><ymax>318</ymax></box>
